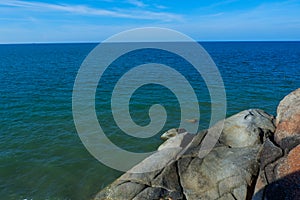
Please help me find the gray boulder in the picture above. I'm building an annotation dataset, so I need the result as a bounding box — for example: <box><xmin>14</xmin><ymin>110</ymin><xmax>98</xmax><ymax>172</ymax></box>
<box><xmin>219</xmin><ymin>109</ymin><xmax>275</xmax><ymax>148</ymax></box>
<box><xmin>94</xmin><ymin>109</ymin><xmax>276</xmax><ymax>200</ymax></box>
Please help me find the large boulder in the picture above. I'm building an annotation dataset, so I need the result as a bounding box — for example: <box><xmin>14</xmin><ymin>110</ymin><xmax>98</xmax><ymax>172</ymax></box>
<box><xmin>219</xmin><ymin>109</ymin><xmax>275</xmax><ymax>148</ymax></box>
<box><xmin>94</xmin><ymin>109</ymin><xmax>276</xmax><ymax>200</ymax></box>
<box><xmin>253</xmin><ymin>88</ymin><xmax>300</xmax><ymax>200</ymax></box>
<box><xmin>275</xmin><ymin>88</ymin><xmax>300</xmax><ymax>149</ymax></box>
<box><xmin>178</xmin><ymin>145</ymin><xmax>261</xmax><ymax>199</ymax></box>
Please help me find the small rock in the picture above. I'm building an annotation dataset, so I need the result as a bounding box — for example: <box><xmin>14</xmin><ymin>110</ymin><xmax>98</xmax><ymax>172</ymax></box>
<box><xmin>158</xmin><ymin>132</ymin><xmax>194</xmax><ymax>151</ymax></box>
<box><xmin>259</xmin><ymin>138</ymin><xmax>282</xmax><ymax>169</ymax></box>
<box><xmin>161</xmin><ymin>128</ymin><xmax>187</xmax><ymax>140</ymax></box>
<box><xmin>185</xmin><ymin>118</ymin><xmax>198</xmax><ymax>123</ymax></box>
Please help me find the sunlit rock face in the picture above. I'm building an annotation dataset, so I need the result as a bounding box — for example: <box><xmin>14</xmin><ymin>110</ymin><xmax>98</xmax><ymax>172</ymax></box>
<box><xmin>219</xmin><ymin>109</ymin><xmax>275</xmax><ymax>148</ymax></box>
<box><xmin>94</xmin><ymin>89</ymin><xmax>300</xmax><ymax>200</ymax></box>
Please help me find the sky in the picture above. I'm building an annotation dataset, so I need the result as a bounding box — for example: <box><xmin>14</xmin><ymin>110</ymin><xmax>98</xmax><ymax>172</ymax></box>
<box><xmin>0</xmin><ymin>0</ymin><xmax>300</xmax><ymax>43</ymax></box>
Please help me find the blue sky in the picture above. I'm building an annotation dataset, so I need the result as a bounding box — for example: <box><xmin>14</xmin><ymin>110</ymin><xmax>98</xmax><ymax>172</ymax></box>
<box><xmin>0</xmin><ymin>0</ymin><xmax>300</xmax><ymax>43</ymax></box>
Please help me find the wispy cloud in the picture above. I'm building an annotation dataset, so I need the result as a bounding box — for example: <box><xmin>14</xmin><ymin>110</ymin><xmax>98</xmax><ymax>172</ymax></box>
<box><xmin>2</xmin><ymin>0</ymin><xmax>300</xmax><ymax>43</ymax></box>
<box><xmin>171</xmin><ymin>0</ymin><xmax>300</xmax><ymax>41</ymax></box>
<box><xmin>0</xmin><ymin>0</ymin><xmax>182</xmax><ymax>21</ymax></box>
<box><xmin>204</xmin><ymin>0</ymin><xmax>239</xmax><ymax>9</ymax></box>
<box><xmin>154</xmin><ymin>4</ymin><xmax>168</xmax><ymax>9</ymax></box>
<box><xmin>126</xmin><ymin>0</ymin><xmax>147</xmax><ymax>8</ymax></box>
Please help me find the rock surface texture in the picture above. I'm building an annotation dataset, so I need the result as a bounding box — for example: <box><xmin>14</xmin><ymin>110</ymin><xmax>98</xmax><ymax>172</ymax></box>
<box><xmin>94</xmin><ymin>89</ymin><xmax>300</xmax><ymax>200</ymax></box>
<box><xmin>253</xmin><ymin>88</ymin><xmax>300</xmax><ymax>200</ymax></box>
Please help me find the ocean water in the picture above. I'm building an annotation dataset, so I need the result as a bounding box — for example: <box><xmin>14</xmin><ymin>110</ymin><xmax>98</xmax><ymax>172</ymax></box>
<box><xmin>0</xmin><ymin>42</ymin><xmax>299</xmax><ymax>199</ymax></box>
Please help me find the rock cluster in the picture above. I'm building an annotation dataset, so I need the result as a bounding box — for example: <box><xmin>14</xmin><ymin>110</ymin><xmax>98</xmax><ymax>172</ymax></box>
<box><xmin>253</xmin><ymin>88</ymin><xmax>300</xmax><ymax>200</ymax></box>
<box><xmin>94</xmin><ymin>89</ymin><xmax>300</xmax><ymax>200</ymax></box>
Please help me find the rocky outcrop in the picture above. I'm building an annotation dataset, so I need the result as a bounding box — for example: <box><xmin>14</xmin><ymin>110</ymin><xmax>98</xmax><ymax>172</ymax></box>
<box><xmin>94</xmin><ymin>109</ymin><xmax>275</xmax><ymax>200</ymax></box>
<box><xmin>94</xmin><ymin>89</ymin><xmax>300</xmax><ymax>200</ymax></box>
<box><xmin>253</xmin><ymin>88</ymin><xmax>300</xmax><ymax>200</ymax></box>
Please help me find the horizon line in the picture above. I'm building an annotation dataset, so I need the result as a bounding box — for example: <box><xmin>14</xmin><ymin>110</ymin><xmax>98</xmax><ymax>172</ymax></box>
<box><xmin>1</xmin><ymin>40</ymin><xmax>300</xmax><ymax>45</ymax></box>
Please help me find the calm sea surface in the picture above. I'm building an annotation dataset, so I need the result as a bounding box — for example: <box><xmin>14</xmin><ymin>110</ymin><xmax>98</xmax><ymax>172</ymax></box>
<box><xmin>0</xmin><ymin>42</ymin><xmax>299</xmax><ymax>199</ymax></box>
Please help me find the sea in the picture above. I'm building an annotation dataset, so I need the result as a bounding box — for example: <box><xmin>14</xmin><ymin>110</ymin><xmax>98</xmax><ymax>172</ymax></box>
<box><xmin>0</xmin><ymin>42</ymin><xmax>299</xmax><ymax>199</ymax></box>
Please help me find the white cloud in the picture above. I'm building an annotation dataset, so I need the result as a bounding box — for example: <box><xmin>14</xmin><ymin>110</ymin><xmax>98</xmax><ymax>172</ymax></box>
<box><xmin>0</xmin><ymin>0</ymin><xmax>182</xmax><ymax>21</ymax></box>
<box><xmin>154</xmin><ymin>4</ymin><xmax>168</xmax><ymax>9</ymax></box>
<box><xmin>127</xmin><ymin>0</ymin><xmax>147</xmax><ymax>8</ymax></box>
<box><xmin>2</xmin><ymin>0</ymin><xmax>300</xmax><ymax>43</ymax></box>
<box><xmin>204</xmin><ymin>0</ymin><xmax>239</xmax><ymax>10</ymax></box>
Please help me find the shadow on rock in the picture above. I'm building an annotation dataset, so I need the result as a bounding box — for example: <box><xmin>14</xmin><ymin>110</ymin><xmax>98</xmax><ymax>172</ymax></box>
<box><xmin>253</xmin><ymin>171</ymin><xmax>300</xmax><ymax>200</ymax></box>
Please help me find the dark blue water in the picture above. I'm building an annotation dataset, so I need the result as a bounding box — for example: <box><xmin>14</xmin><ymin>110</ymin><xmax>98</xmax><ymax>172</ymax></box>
<box><xmin>0</xmin><ymin>42</ymin><xmax>299</xmax><ymax>199</ymax></box>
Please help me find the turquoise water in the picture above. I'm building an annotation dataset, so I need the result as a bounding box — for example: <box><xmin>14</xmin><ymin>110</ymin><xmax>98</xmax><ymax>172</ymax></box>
<box><xmin>0</xmin><ymin>42</ymin><xmax>299</xmax><ymax>199</ymax></box>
